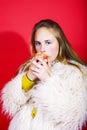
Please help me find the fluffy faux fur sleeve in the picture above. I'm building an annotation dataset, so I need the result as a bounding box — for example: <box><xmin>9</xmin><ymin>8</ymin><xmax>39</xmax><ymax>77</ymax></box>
<box><xmin>1</xmin><ymin>73</ymin><xmax>29</xmax><ymax>117</ymax></box>
<box><xmin>29</xmin><ymin>63</ymin><xmax>87</xmax><ymax>129</ymax></box>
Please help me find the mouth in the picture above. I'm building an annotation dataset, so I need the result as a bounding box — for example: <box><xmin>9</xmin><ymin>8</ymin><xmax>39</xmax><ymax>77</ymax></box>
<box><xmin>35</xmin><ymin>52</ymin><xmax>48</xmax><ymax>60</ymax></box>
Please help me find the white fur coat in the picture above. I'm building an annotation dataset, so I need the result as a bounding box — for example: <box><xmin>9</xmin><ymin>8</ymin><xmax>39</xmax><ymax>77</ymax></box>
<box><xmin>1</xmin><ymin>61</ymin><xmax>87</xmax><ymax>130</ymax></box>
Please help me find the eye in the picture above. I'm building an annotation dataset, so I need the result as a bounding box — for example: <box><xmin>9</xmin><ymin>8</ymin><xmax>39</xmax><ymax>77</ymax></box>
<box><xmin>45</xmin><ymin>40</ymin><xmax>52</xmax><ymax>45</ymax></box>
<box><xmin>35</xmin><ymin>41</ymin><xmax>41</xmax><ymax>46</ymax></box>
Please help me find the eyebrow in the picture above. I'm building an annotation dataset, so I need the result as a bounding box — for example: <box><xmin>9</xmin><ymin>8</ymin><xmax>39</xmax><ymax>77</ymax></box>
<box><xmin>35</xmin><ymin>40</ymin><xmax>51</xmax><ymax>42</ymax></box>
<box><xmin>34</xmin><ymin>41</ymin><xmax>41</xmax><ymax>43</ymax></box>
<box><xmin>45</xmin><ymin>40</ymin><xmax>51</xmax><ymax>42</ymax></box>
<box><xmin>34</xmin><ymin>39</ymin><xmax>52</xmax><ymax>44</ymax></box>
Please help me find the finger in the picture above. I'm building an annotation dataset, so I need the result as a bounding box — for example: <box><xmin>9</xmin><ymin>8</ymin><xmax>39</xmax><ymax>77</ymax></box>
<box><xmin>32</xmin><ymin>71</ymin><xmax>39</xmax><ymax>78</ymax></box>
<box><xmin>30</xmin><ymin>65</ymin><xmax>40</xmax><ymax>72</ymax></box>
<box><xmin>31</xmin><ymin>60</ymin><xmax>43</xmax><ymax>69</ymax></box>
<box><xmin>30</xmin><ymin>57</ymin><xmax>36</xmax><ymax>63</ymax></box>
<box><xmin>35</xmin><ymin>57</ymin><xmax>48</xmax><ymax>66</ymax></box>
<box><xmin>36</xmin><ymin>58</ymin><xmax>52</xmax><ymax>75</ymax></box>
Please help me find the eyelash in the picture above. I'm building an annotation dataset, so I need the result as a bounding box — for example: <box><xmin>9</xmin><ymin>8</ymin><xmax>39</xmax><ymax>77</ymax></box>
<box><xmin>45</xmin><ymin>41</ymin><xmax>51</xmax><ymax>44</ymax></box>
<box><xmin>35</xmin><ymin>41</ymin><xmax>41</xmax><ymax>46</ymax></box>
<box><xmin>35</xmin><ymin>41</ymin><xmax>52</xmax><ymax>46</ymax></box>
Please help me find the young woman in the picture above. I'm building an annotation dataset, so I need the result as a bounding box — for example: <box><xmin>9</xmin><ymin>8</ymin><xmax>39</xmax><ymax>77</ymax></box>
<box><xmin>1</xmin><ymin>19</ymin><xmax>87</xmax><ymax>130</ymax></box>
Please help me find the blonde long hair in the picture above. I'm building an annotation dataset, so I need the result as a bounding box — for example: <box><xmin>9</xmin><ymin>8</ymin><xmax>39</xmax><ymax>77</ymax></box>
<box><xmin>18</xmin><ymin>19</ymin><xmax>87</xmax><ymax>73</ymax></box>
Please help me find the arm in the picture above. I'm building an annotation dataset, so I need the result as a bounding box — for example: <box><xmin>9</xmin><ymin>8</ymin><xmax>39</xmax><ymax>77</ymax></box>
<box><xmin>30</xmin><ymin>66</ymin><xmax>87</xmax><ymax>129</ymax></box>
<box><xmin>1</xmin><ymin>73</ymin><xmax>30</xmax><ymax>117</ymax></box>
<box><xmin>46</xmin><ymin>69</ymin><xmax>87</xmax><ymax>129</ymax></box>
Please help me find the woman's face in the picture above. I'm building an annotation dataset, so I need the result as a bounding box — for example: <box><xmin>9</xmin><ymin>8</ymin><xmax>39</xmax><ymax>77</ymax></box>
<box><xmin>34</xmin><ymin>27</ymin><xmax>59</xmax><ymax>62</ymax></box>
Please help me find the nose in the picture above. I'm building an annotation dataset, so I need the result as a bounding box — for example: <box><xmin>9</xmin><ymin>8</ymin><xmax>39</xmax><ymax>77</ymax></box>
<box><xmin>40</xmin><ymin>44</ymin><xmax>45</xmax><ymax>52</ymax></box>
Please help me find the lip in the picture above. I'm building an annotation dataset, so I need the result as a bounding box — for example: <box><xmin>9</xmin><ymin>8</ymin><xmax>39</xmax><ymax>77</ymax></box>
<box><xmin>35</xmin><ymin>52</ymin><xmax>48</xmax><ymax>60</ymax></box>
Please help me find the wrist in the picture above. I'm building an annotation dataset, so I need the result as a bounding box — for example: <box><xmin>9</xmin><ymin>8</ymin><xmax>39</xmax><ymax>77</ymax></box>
<box><xmin>22</xmin><ymin>74</ymin><xmax>35</xmax><ymax>91</ymax></box>
<box><xmin>26</xmin><ymin>73</ymin><xmax>34</xmax><ymax>81</ymax></box>
<box><xmin>27</xmin><ymin>72</ymin><xmax>36</xmax><ymax>81</ymax></box>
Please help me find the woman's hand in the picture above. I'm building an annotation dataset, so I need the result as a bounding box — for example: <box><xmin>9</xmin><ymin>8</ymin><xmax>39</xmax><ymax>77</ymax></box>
<box><xmin>26</xmin><ymin>58</ymin><xmax>38</xmax><ymax>81</ymax></box>
<box><xmin>28</xmin><ymin>57</ymin><xmax>51</xmax><ymax>81</ymax></box>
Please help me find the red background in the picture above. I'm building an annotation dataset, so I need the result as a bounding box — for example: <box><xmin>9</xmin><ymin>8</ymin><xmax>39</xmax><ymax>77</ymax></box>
<box><xmin>0</xmin><ymin>0</ymin><xmax>87</xmax><ymax>130</ymax></box>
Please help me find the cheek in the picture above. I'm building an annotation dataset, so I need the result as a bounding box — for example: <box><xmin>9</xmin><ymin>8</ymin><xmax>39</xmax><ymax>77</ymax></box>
<box><xmin>50</xmin><ymin>47</ymin><xmax>57</xmax><ymax>52</ymax></box>
<box><xmin>35</xmin><ymin>46</ymin><xmax>41</xmax><ymax>52</ymax></box>
<box><xmin>49</xmin><ymin>45</ymin><xmax>59</xmax><ymax>55</ymax></box>
<box><xmin>48</xmin><ymin>46</ymin><xmax>59</xmax><ymax>62</ymax></box>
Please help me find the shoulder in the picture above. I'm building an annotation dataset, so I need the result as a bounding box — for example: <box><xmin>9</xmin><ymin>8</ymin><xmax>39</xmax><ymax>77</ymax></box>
<box><xmin>51</xmin><ymin>61</ymin><xmax>87</xmax><ymax>89</ymax></box>
<box><xmin>51</xmin><ymin>61</ymin><xmax>83</xmax><ymax>78</ymax></box>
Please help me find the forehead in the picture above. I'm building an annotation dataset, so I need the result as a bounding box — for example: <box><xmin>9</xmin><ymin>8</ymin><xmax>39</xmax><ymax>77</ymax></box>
<box><xmin>35</xmin><ymin>27</ymin><xmax>58</xmax><ymax>40</ymax></box>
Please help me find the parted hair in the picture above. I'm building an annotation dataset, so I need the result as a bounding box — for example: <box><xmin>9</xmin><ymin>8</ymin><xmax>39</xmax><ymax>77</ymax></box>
<box><xmin>18</xmin><ymin>19</ymin><xmax>87</xmax><ymax>73</ymax></box>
